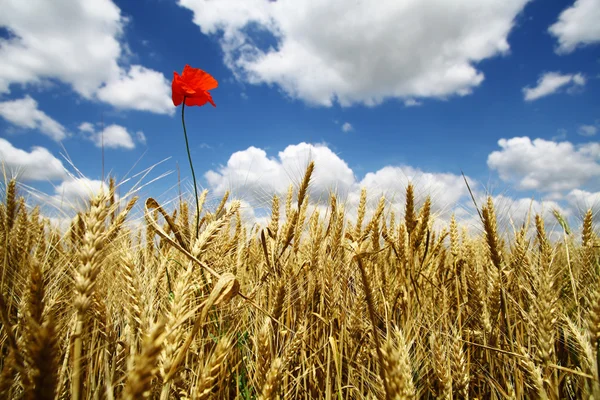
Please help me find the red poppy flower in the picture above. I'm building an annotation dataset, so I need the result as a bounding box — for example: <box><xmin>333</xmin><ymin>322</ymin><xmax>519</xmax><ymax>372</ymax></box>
<box><xmin>172</xmin><ymin>65</ymin><xmax>218</xmax><ymax>107</ymax></box>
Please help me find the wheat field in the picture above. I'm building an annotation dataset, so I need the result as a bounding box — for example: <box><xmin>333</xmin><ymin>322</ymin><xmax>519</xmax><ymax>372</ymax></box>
<box><xmin>0</xmin><ymin>161</ymin><xmax>599</xmax><ymax>399</ymax></box>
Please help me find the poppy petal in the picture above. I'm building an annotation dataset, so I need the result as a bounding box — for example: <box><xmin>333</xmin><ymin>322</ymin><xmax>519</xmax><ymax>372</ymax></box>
<box><xmin>182</xmin><ymin>65</ymin><xmax>218</xmax><ymax>91</ymax></box>
<box><xmin>184</xmin><ymin>93</ymin><xmax>209</xmax><ymax>107</ymax></box>
<box><xmin>206</xmin><ymin>92</ymin><xmax>216</xmax><ymax>107</ymax></box>
<box><xmin>172</xmin><ymin>73</ymin><xmax>185</xmax><ymax>106</ymax></box>
<box><xmin>185</xmin><ymin>97</ymin><xmax>207</xmax><ymax>107</ymax></box>
<box><xmin>172</xmin><ymin>91</ymin><xmax>184</xmax><ymax>107</ymax></box>
<box><xmin>173</xmin><ymin>65</ymin><xmax>218</xmax><ymax>107</ymax></box>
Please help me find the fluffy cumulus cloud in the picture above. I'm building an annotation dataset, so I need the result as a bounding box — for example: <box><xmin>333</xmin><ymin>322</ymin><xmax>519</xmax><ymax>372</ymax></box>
<box><xmin>204</xmin><ymin>142</ymin><xmax>477</xmax><ymax>230</ymax></box>
<box><xmin>566</xmin><ymin>189</ymin><xmax>600</xmax><ymax>212</ymax></box>
<box><xmin>341</xmin><ymin>122</ymin><xmax>353</xmax><ymax>133</ymax></box>
<box><xmin>487</xmin><ymin>137</ymin><xmax>600</xmax><ymax>192</ymax></box>
<box><xmin>36</xmin><ymin>176</ymin><xmax>121</xmax><ymax>231</ymax></box>
<box><xmin>357</xmin><ymin>166</ymin><xmax>469</xmax><ymax>215</ymax></box>
<box><xmin>49</xmin><ymin>177</ymin><xmax>110</xmax><ymax>212</ymax></box>
<box><xmin>179</xmin><ymin>0</ymin><xmax>530</xmax><ymax>106</ymax></box>
<box><xmin>205</xmin><ymin>143</ymin><xmax>356</xmax><ymax>205</ymax></box>
<box><xmin>78</xmin><ymin>122</ymin><xmax>95</xmax><ymax>134</ymax></box>
<box><xmin>0</xmin><ymin>96</ymin><xmax>67</xmax><ymax>140</ymax></box>
<box><xmin>523</xmin><ymin>72</ymin><xmax>586</xmax><ymax>101</ymax></box>
<box><xmin>0</xmin><ymin>0</ymin><xmax>172</xmax><ymax>114</ymax></box>
<box><xmin>549</xmin><ymin>0</ymin><xmax>600</xmax><ymax>54</ymax></box>
<box><xmin>96</xmin><ymin>66</ymin><xmax>174</xmax><ymax>115</ymax></box>
<box><xmin>202</xmin><ymin>141</ymin><xmax>580</xmax><ymax>233</ymax></box>
<box><xmin>578</xmin><ymin>124</ymin><xmax>598</xmax><ymax>137</ymax></box>
<box><xmin>202</xmin><ymin>140</ymin><xmax>597</xmax><ymax>235</ymax></box>
<box><xmin>78</xmin><ymin>122</ymin><xmax>140</xmax><ymax>149</ymax></box>
<box><xmin>0</xmin><ymin>138</ymin><xmax>67</xmax><ymax>181</ymax></box>
<box><xmin>490</xmin><ymin>195</ymin><xmax>568</xmax><ymax>226</ymax></box>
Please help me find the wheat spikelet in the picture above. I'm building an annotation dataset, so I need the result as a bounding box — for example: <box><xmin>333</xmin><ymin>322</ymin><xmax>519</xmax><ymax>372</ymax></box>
<box><xmin>355</xmin><ymin>187</ymin><xmax>367</xmax><ymax>239</ymax></box>
<box><xmin>412</xmin><ymin>196</ymin><xmax>431</xmax><ymax>251</ymax></box>
<box><xmin>430</xmin><ymin>332</ymin><xmax>451</xmax><ymax>399</ymax></box>
<box><xmin>178</xmin><ymin>200</ymin><xmax>191</xmax><ymax>249</ymax></box>
<box><xmin>268</xmin><ymin>195</ymin><xmax>280</xmax><ymax>239</ymax></box>
<box><xmin>122</xmin><ymin>320</ymin><xmax>166</xmax><ymax>399</ymax></box>
<box><xmin>582</xmin><ymin>209</ymin><xmax>594</xmax><ymax>248</ymax></box>
<box><xmin>369</xmin><ymin>195</ymin><xmax>386</xmax><ymax>252</ymax></box>
<box><xmin>2</xmin><ymin>163</ymin><xmax>600</xmax><ymax>400</ymax></box>
<box><xmin>482</xmin><ymin>197</ymin><xmax>503</xmax><ymax>270</ymax></box>
<box><xmin>105</xmin><ymin>196</ymin><xmax>139</xmax><ymax>243</ymax></box>
<box><xmin>72</xmin><ymin>191</ymin><xmax>112</xmax><ymax>400</ymax></box>
<box><xmin>24</xmin><ymin>316</ymin><xmax>59</xmax><ymax>400</ymax></box>
<box><xmin>518</xmin><ymin>346</ymin><xmax>548</xmax><ymax>400</ymax></box>
<box><xmin>383</xmin><ymin>329</ymin><xmax>415</xmax><ymax>400</ymax></box>
<box><xmin>159</xmin><ymin>264</ymin><xmax>195</xmax><ymax>396</ymax></box>
<box><xmin>18</xmin><ymin>259</ymin><xmax>59</xmax><ymax>400</ymax></box>
<box><xmin>308</xmin><ymin>209</ymin><xmax>322</xmax><ymax>269</ymax></box>
<box><xmin>271</xmin><ymin>282</ymin><xmax>286</xmax><ymax>324</ymax></box>
<box><xmin>259</xmin><ymin>358</ymin><xmax>282</xmax><ymax>400</ymax></box>
<box><xmin>293</xmin><ymin>196</ymin><xmax>309</xmax><ymax>254</ymax></box>
<box><xmin>532</xmin><ymin>215</ymin><xmax>557</xmax><ymax>373</ymax></box>
<box><xmin>193</xmin><ymin>336</ymin><xmax>232</xmax><ymax>400</ymax></box>
<box><xmin>192</xmin><ymin>200</ymin><xmax>240</xmax><ymax>257</ymax></box>
<box><xmin>450</xmin><ymin>331</ymin><xmax>469</xmax><ymax>399</ymax></box>
<box><xmin>4</xmin><ymin>179</ymin><xmax>17</xmax><ymax>232</ymax></box>
<box><xmin>297</xmin><ymin>161</ymin><xmax>314</xmax><ymax>209</ymax></box>
<box><xmin>0</xmin><ymin>350</ymin><xmax>18</xmax><ymax>398</ymax></box>
<box><xmin>282</xmin><ymin>323</ymin><xmax>305</xmax><ymax>372</ymax></box>
<box><xmin>450</xmin><ymin>214</ymin><xmax>460</xmax><ymax>258</ymax></box>
<box><xmin>404</xmin><ymin>184</ymin><xmax>417</xmax><ymax>237</ymax></box>
<box><xmin>255</xmin><ymin>317</ymin><xmax>272</xmax><ymax>391</ymax></box>
<box><xmin>121</xmin><ymin>253</ymin><xmax>143</xmax><ymax>340</ymax></box>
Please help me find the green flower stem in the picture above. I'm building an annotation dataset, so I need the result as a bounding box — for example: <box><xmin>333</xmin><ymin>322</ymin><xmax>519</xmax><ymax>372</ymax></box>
<box><xmin>181</xmin><ymin>97</ymin><xmax>201</xmax><ymax>239</ymax></box>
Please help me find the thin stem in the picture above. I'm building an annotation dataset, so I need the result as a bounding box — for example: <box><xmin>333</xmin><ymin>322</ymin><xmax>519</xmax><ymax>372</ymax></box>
<box><xmin>181</xmin><ymin>97</ymin><xmax>201</xmax><ymax>239</ymax></box>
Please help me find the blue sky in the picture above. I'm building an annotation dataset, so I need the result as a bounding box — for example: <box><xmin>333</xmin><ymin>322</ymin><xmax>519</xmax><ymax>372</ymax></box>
<box><xmin>0</xmin><ymin>0</ymin><xmax>599</xmax><ymax>229</ymax></box>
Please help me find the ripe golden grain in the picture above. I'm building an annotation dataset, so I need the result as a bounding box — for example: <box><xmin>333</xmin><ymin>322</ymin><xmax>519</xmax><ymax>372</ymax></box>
<box><xmin>0</xmin><ymin>171</ymin><xmax>598</xmax><ymax>399</ymax></box>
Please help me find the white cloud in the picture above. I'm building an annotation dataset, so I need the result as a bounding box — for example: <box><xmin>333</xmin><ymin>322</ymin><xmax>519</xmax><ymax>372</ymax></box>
<box><xmin>0</xmin><ymin>0</ymin><xmax>172</xmax><ymax>114</ymax></box>
<box><xmin>49</xmin><ymin>177</ymin><xmax>110</xmax><ymax>212</ymax></box>
<box><xmin>491</xmin><ymin>194</ymin><xmax>569</xmax><ymax>225</ymax></box>
<box><xmin>179</xmin><ymin>0</ymin><xmax>530</xmax><ymax>106</ymax></box>
<box><xmin>42</xmin><ymin>177</ymin><xmax>121</xmax><ymax>231</ymax></box>
<box><xmin>204</xmin><ymin>142</ymin><xmax>473</xmax><ymax>224</ymax></box>
<box><xmin>205</xmin><ymin>143</ymin><xmax>356</xmax><ymax>205</ymax></box>
<box><xmin>357</xmin><ymin>165</ymin><xmax>469</xmax><ymax>215</ymax></box>
<box><xmin>566</xmin><ymin>189</ymin><xmax>600</xmax><ymax>213</ymax></box>
<box><xmin>96</xmin><ymin>65</ymin><xmax>174</xmax><ymax>115</ymax></box>
<box><xmin>207</xmin><ymin>143</ymin><xmax>355</xmax><ymax>205</ymax></box>
<box><xmin>203</xmin><ymin>140</ymin><xmax>599</xmax><ymax>239</ymax></box>
<box><xmin>0</xmin><ymin>0</ymin><xmax>122</xmax><ymax>96</ymax></box>
<box><xmin>578</xmin><ymin>124</ymin><xmax>598</xmax><ymax>137</ymax></box>
<box><xmin>136</xmin><ymin>131</ymin><xmax>147</xmax><ymax>145</ymax></box>
<box><xmin>92</xmin><ymin>124</ymin><xmax>135</xmax><ymax>149</ymax></box>
<box><xmin>487</xmin><ymin>137</ymin><xmax>600</xmax><ymax>192</ymax></box>
<box><xmin>79</xmin><ymin>122</ymin><xmax>136</xmax><ymax>149</ymax></box>
<box><xmin>0</xmin><ymin>96</ymin><xmax>67</xmax><ymax>140</ymax></box>
<box><xmin>404</xmin><ymin>99</ymin><xmax>422</xmax><ymax>107</ymax></box>
<box><xmin>78</xmin><ymin>122</ymin><xmax>95</xmax><ymax>134</ymax></box>
<box><xmin>552</xmin><ymin>128</ymin><xmax>568</xmax><ymax>141</ymax></box>
<box><xmin>572</xmin><ymin>74</ymin><xmax>586</xmax><ymax>86</ymax></box>
<box><xmin>479</xmin><ymin>194</ymin><xmax>572</xmax><ymax>241</ymax></box>
<box><xmin>549</xmin><ymin>0</ymin><xmax>600</xmax><ymax>54</ymax></box>
<box><xmin>341</xmin><ymin>122</ymin><xmax>353</xmax><ymax>133</ymax></box>
<box><xmin>523</xmin><ymin>72</ymin><xmax>585</xmax><ymax>101</ymax></box>
<box><xmin>0</xmin><ymin>138</ymin><xmax>67</xmax><ymax>181</ymax></box>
